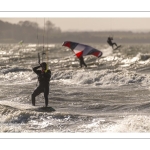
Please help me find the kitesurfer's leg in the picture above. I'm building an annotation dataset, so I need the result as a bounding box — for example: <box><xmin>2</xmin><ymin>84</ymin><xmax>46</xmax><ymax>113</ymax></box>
<box><xmin>80</xmin><ymin>60</ymin><xmax>83</xmax><ymax>68</ymax></box>
<box><xmin>32</xmin><ymin>86</ymin><xmax>43</xmax><ymax>106</ymax></box>
<box><xmin>83</xmin><ymin>61</ymin><xmax>87</xmax><ymax>68</ymax></box>
<box><xmin>112</xmin><ymin>43</ymin><xmax>118</xmax><ymax>48</ymax></box>
<box><xmin>44</xmin><ymin>86</ymin><xmax>49</xmax><ymax>107</ymax></box>
<box><xmin>79</xmin><ymin>57</ymin><xmax>87</xmax><ymax>68</ymax></box>
<box><xmin>79</xmin><ymin>57</ymin><xmax>83</xmax><ymax>68</ymax></box>
<box><xmin>108</xmin><ymin>42</ymin><xmax>114</xmax><ymax>49</ymax></box>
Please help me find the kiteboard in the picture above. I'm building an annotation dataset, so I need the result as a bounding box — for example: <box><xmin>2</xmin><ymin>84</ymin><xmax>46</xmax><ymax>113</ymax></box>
<box><xmin>113</xmin><ymin>45</ymin><xmax>121</xmax><ymax>50</ymax></box>
<box><xmin>28</xmin><ymin>106</ymin><xmax>55</xmax><ymax>112</ymax></box>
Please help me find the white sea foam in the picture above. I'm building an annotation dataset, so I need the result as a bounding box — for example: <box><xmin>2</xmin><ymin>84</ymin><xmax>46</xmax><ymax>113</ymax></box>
<box><xmin>101</xmin><ymin>46</ymin><xmax>113</xmax><ymax>57</ymax></box>
<box><xmin>51</xmin><ymin>68</ymin><xmax>150</xmax><ymax>87</ymax></box>
<box><xmin>105</xmin><ymin>115</ymin><xmax>150</xmax><ymax>132</ymax></box>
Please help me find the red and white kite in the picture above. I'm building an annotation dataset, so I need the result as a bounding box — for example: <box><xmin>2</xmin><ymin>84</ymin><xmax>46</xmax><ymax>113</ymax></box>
<box><xmin>62</xmin><ymin>41</ymin><xmax>103</xmax><ymax>58</ymax></box>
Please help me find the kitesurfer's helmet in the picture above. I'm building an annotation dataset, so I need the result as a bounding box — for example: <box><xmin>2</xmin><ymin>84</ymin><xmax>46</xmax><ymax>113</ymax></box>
<box><xmin>41</xmin><ymin>62</ymin><xmax>47</xmax><ymax>71</ymax></box>
<box><xmin>41</xmin><ymin>62</ymin><xmax>46</xmax><ymax>68</ymax></box>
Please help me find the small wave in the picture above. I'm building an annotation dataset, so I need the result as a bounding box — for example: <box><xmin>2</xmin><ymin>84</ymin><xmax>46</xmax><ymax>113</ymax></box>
<box><xmin>101</xmin><ymin>47</ymin><xmax>113</xmax><ymax>57</ymax></box>
<box><xmin>0</xmin><ymin>70</ymin><xmax>33</xmax><ymax>84</ymax></box>
<box><xmin>0</xmin><ymin>104</ymin><xmax>36</xmax><ymax>124</ymax></box>
<box><xmin>1</xmin><ymin>67</ymin><xmax>31</xmax><ymax>74</ymax></box>
<box><xmin>51</xmin><ymin>69</ymin><xmax>150</xmax><ymax>86</ymax></box>
<box><xmin>140</xmin><ymin>54</ymin><xmax>150</xmax><ymax>61</ymax></box>
<box><xmin>105</xmin><ymin>115</ymin><xmax>150</xmax><ymax>132</ymax></box>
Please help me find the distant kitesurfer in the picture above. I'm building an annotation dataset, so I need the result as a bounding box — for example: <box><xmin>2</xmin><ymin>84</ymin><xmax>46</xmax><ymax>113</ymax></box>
<box><xmin>32</xmin><ymin>62</ymin><xmax>51</xmax><ymax>107</ymax></box>
<box><xmin>107</xmin><ymin>37</ymin><xmax>118</xmax><ymax>50</ymax></box>
<box><xmin>62</xmin><ymin>41</ymin><xmax>103</xmax><ymax>68</ymax></box>
<box><xmin>79</xmin><ymin>56</ymin><xmax>87</xmax><ymax>68</ymax></box>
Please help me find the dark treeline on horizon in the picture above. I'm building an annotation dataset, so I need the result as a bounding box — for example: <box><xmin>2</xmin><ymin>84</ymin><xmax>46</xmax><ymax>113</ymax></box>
<box><xmin>0</xmin><ymin>20</ymin><xmax>150</xmax><ymax>44</ymax></box>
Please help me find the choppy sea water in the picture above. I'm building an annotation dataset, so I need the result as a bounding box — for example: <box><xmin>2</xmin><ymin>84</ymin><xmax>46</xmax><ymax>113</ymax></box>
<box><xmin>1</xmin><ymin>43</ymin><xmax>150</xmax><ymax>133</ymax></box>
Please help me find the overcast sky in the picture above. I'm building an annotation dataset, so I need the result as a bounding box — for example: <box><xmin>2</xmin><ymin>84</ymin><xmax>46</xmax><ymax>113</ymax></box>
<box><xmin>1</xmin><ymin>18</ymin><xmax>150</xmax><ymax>32</ymax></box>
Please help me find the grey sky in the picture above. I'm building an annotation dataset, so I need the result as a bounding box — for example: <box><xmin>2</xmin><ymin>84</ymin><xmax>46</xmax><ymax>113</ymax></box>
<box><xmin>1</xmin><ymin>18</ymin><xmax>150</xmax><ymax>32</ymax></box>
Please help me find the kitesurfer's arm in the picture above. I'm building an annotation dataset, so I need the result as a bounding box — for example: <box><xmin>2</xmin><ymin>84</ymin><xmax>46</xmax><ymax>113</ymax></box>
<box><xmin>33</xmin><ymin>66</ymin><xmax>41</xmax><ymax>74</ymax></box>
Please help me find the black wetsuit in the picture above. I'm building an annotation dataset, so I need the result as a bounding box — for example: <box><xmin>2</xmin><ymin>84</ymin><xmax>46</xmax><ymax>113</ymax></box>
<box><xmin>79</xmin><ymin>56</ymin><xmax>87</xmax><ymax>68</ymax></box>
<box><xmin>32</xmin><ymin>66</ymin><xmax>51</xmax><ymax>107</ymax></box>
<box><xmin>107</xmin><ymin>37</ymin><xmax>117</xmax><ymax>49</ymax></box>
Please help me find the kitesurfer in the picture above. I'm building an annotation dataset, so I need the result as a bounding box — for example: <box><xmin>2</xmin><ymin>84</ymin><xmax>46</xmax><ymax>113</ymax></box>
<box><xmin>107</xmin><ymin>37</ymin><xmax>118</xmax><ymax>50</ymax></box>
<box><xmin>31</xmin><ymin>62</ymin><xmax>51</xmax><ymax>107</ymax></box>
<box><xmin>62</xmin><ymin>41</ymin><xmax>103</xmax><ymax>68</ymax></box>
<box><xmin>79</xmin><ymin>56</ymin><xmax>87</xmax><ymax>68</ymax></box>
